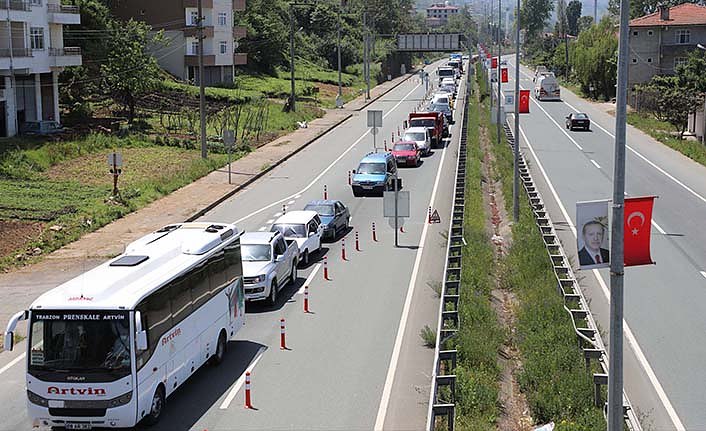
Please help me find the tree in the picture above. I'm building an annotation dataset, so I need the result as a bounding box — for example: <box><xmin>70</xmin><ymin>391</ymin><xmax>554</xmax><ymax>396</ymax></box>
<box><xmin>521</xmin><ymin>0</ymin><xmax>554</xmax><ymax>42</ymax></box>
<box><xmin>577</xmin><ymin>16</ymin><xmax>594</xmax><ymax>33</ymax></box>
<box><xmin>237</xmin><ymin>0</ymin><xmax>289</xmax><ymax>73</ymax></box>
<box><xmin>639</xmin><ymin>75</ymin><xmax>701</xmax><ymax>138</ymax></box>
<box><xmin>566</xmin><ymin>0</ymin><xmax>582</xmax><ymax>35</ymax></box>
<box><xmin>100</xmin><ymin>19</ymin><xmax>165</xmax><ymax>122</ymax></box>
<box><xmin>675</xmin><ymin>49</ymin><xmax>706</xmax><ymax>95</ymax></box>
<box><xmin>608</xmin><ymin>0</ymin><xmax>701</xmax><ymax>20</ymax></box>
<box><xmin>555</xmin><ymin>0</ymin><xmax>568</xmax><ymax>37</ymax></box>
<box><xmin>571</xmin><ymin>17</ymin><xmax>618</xmax><ymax>100</ymax></box>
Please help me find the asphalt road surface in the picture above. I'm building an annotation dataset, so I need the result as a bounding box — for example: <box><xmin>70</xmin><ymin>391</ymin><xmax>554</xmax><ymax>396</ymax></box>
<box><xmin>0</xmin><ymin>59</ymin><xmax>467</xmax><ymax>431</ymax></box>
<box><xmin>504</xmin><ymin>57</ymin><xmax>706</xmax><ymax>431</ymax></box>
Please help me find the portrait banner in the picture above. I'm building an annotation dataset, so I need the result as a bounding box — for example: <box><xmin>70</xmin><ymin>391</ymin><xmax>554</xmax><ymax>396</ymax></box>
<box><xmin>576</xmin><ymin>200</ymin><xmax>610</xmax><ymax>270</ymax></box>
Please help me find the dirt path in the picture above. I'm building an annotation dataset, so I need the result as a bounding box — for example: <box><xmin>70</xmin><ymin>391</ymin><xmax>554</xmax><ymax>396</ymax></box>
<box><xmin>477</xmin><ymin>105</ymin><xmax>533</xmax><ymax>431</ymax></box>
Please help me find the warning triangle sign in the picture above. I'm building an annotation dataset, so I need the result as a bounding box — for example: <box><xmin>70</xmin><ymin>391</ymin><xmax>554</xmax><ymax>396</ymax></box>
<box><xmin>430</xmin><ymin>209</ymin><xmax>441</xmax><ymax>224</ymax></box>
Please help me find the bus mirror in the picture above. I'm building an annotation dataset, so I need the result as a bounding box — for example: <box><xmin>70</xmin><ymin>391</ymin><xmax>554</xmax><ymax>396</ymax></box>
<box><xmin>3</xmin><ymin>332</ymin><xmax>13</xmax><ymax>351</ymax></box>
<box><xmin>136</xmin><ymin>331</ymin><xmax>148</xmax><ymax>351</ymax></box>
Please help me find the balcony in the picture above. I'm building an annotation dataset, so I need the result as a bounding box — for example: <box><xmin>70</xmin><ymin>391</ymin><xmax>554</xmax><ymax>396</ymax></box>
<box><xmin>49</xmin><ymin>47</ymin><xmax>82</xmax><ymax>67</ymax></box>
<box><xmin>185</xmin><ymin>54</ymin><xmax>216</xmax><ymax>67</ymax></box>
<box><xmin>233</xmin><ymin>0</ymin><xmax>245</xmax><ymax>11</ymax></box>
<box><xmin>234</xmin><ymin>52</ymin><xmax>247</xmax><ymax>65</ymax></box>
<box><xmin>233</xmin><ymin>26</ymin><xmax>246</xmax><ymax>40</ymax></box>
<box><xmin>47</xmin><ymin>3</ymin><xmax>80</xmax><ymax>24</ymax></box>
<box><xmin>0</xmin><ymin>0</ymin><xmax>30</xmax><ymax>11</ymax></box>
<box><xmin>183</xmin><ymin>0</ymin><xmax>213</xmax><ymax>8</ymax></box>
<box><xmin>184</xmin><ymin>25</ymin><xmax>214</xmax><ymax>38</ymax></box>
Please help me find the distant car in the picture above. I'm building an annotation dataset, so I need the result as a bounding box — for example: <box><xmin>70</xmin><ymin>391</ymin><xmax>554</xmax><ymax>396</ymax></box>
<box><xmin>438</xmin><ymin>84</ymin><xmax>456</xmax><ymax>99</ymax></box>
<box><xmin>566</xmin><ymin>112</ymin><xmax>590</xmax><ymax>131</ymax></box>
<box><xmin>429</xmin><ymin>102</ymin><xmax>453</xmax><ymax>124</ymax></box>
<box><xmin>500</xmin><ymin>59</ymin><xmax>508</xmax><ymax>66</ymax></box>
<box><xmin>402</xmin><ymin>127</ymin><xmax>432</xmax><ymax>156</ymax></box>
<box><xmin>351</xmin><ymin>152</ymin><xmax>398</xmax><ymax>197</ymax></box>
<box><xmin>391</xmin><ymin>141</ymin><xmax>421</xmax><ymax>167</ymax></box>
<box><xmin>303</xmin><ymin>200</ymin><xmax>350</xmax><ymax>240</ymax></box>
<box><xmin>431</xmin><ymin>93</ymin><xmax>452</xmax><ymax>110</ymax></box>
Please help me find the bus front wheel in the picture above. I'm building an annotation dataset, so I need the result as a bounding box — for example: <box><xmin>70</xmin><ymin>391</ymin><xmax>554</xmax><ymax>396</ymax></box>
<box><xmin>143</xmin><ymin>385</ymin><xmax>165</xmax><ymax>426</ymax></box>
<box><xmin>210</xmin><ymin>331</ymin><xmax>227</xmax><ymax>366</ymax></box>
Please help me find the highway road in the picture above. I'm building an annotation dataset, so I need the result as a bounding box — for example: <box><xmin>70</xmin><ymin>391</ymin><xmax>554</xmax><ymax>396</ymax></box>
<box><xmin>0</xmin><ymin>59</ymin><xmax>467</xmax><ymax>430</ymax></box>
<box><xmin>504</xmin><ymin>58</ymin><xmax>706</xmax><ymax>430</ymax></box>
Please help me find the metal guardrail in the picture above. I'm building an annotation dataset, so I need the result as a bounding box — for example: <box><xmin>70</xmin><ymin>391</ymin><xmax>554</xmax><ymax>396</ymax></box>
<box><xmin>501</xmin><ymin>121</ymin><xmax>642</xmax><ymax>431</ymax></box>
<box><xmin>49</xmin><ymin>47</ymin><xmax>81</xmax><ymax>56</ymax></box>
<box><xmin>426</xmin><ymin>67</ymin><xmax>472</xmax><ymax>431</ymax></box>
<box><xmin>47</xmin><ymin>3</ymin><xmax>79</xmax><ymax>13</ymax></box>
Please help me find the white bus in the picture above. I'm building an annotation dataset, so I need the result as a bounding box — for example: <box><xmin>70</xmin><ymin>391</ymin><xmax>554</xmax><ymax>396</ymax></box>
<box><xmin>3</xmin><ymin>222</ymin><xmax>245</xmax><ymax>429</ymax></box>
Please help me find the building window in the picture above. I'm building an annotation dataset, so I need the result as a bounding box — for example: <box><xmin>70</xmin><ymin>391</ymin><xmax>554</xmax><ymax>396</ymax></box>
<box><xmin>674</xmin><ymin>57</ymin><xmax>688</xmax><ymax>68</ymax></box>
<box><xmin>191</xmin><ymin>41</ymin><xmax>199</xmax><ymax>55</ymax></box>
<box><xmin>647</xmin><ymin>29</ymin><xmax>653</xmax><ymax>36</ymax></box>
<box><xmin>632</xmin><ymin>30</ymin><xmax>638</xmax><ymax>36</ymax></box>
<box><xmin>190</xmin><ymin>11</ymin><xmax>199</xmax><ymax>26</ymax></box>
<box><xmin>631</xmin><ymin>58</ymin><xmax>637</xmax><ymax>63</ymax></box>
<box><xmin>676</xmin><ymin>29</ymin><xmax>690</xmax><ymax>44</ymax></box>
<box><xmin>647</xmin><ymin>57</ymin><xmax>652</xmax><ymax>63</ymax></box>
<box><xmin>30</xmin><ymin>27</ymin><xmax>44</xmax><ymax>50</ymax></box>
<box><xmin>30</xmin><ymin>0</ymin><xmax>41</xmax><ymax>5</ymax></box>
<box><xmin>219</xmin><ymin>41</ymin><xmax>227</xmax><ymax>54</ymax></box>
<box><xmin>218</xmin><ymin>12</ymin><xmax>227</xmax><ymax>26</ymax></box>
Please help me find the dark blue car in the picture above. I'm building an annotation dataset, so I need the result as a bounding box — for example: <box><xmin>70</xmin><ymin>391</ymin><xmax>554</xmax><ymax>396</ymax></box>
<box><xmin>303</xmin><ymin>200</ymin><xmax>350</xmax><ymax>240</ymax></box>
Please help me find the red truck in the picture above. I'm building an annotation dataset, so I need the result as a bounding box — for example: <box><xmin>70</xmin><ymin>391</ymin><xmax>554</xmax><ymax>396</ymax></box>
<box><xmin>407</xmin><ymin>112</ymin><xmax>447</xmax><ymax>148</ymax></box>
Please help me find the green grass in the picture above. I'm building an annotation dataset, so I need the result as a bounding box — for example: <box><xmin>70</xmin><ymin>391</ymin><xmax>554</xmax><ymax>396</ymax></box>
<box><xmin>453</xmin><ymin>71</ymin><xmax>505</xmax><ymax>430</ymax></box>
<box><xmin>0</xmin><ymin>135</ymin><xmax>247</xmax><ymax>270</ymax></box>
<box><xmin>478</xmin><ymin>71</ymin><xmax>606</xmax><ymax>429</ymax></box>
<box><xmin>627</xmin><ymin>112</ymin><xmax>706</xmax><ymax>167</ymax></box>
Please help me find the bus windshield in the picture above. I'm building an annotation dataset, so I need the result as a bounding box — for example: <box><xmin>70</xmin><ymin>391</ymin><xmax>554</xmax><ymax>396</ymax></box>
<box><xmin>28</xmin><ymin>311</ymin><xmax>131</xmax><ymax>378</ymax></box>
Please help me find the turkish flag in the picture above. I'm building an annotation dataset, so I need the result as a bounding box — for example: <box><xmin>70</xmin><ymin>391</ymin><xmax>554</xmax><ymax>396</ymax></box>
<box><xmin>519</xmin><ymin>90</ymin><xmax>530</xmax><ymax>113</ymax></box>
<box><xmin>491</xmin><ymin>57</ymin><xmax>498</xmax><ymax>68</ymax></box>
<box><xmin>624</xmin><ymin>196</ymin><xmax>655</xmax><ymax>266</ymax></box>
<box><xmin>486</xmin><ymin>52</ymin><xmax>491</xmax><ymax>59</ymax></box>
<box><xmin>501</xmin><ymin>67</ymin><xmax>508</xmax><ymax>83</ymax></box>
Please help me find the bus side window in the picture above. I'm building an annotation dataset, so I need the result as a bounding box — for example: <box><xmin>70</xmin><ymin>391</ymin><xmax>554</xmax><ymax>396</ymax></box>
<box><xmin>190</xmin><ymin>264</ymin><xmax>211</xmax><ymax>310</ymax></box>
<box><xmin>209</xmin><ymin>250</ymin><xmax>229</xmax><ymax>294</ymax></box>
<box><xmin>224</xmin><ymin>242</ymin><xmax>242</xmax><ymax>283</ymax></box>
<box><xmin>170</xmin><ymin>276</ymin><xmax>192</xmax><ymax>326</ymax></box>
<box><xmin>144</xmin><ymin>288</ymin><xmax>171</xmax><ymax>357</ymax></box>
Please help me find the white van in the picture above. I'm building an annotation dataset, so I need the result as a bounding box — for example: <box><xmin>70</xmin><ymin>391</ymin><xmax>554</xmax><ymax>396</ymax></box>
<box><xmin>534</xmin><ymin>74</ymin><xmax>561</xmax><ymax>101</ymax></box>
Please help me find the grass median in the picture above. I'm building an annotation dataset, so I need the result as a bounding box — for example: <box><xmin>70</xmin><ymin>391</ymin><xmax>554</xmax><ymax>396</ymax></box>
<box><xmin>478</xmin><ymin>71</ymin><xmax>606</xmax><ymax>428</ymax></box>
<box><xmin>452</xmin><ymin>73</ymin><xmax>505</xmax><ymax>430</ymax></box>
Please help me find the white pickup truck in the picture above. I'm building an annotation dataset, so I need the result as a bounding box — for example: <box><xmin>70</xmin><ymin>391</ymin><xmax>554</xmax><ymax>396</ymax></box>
<box><xmin>270</xmin><ymin>210</ymin><xmax>324</xmax><ymax>266</ymax></box>
<box><xmin>241</xmin><ymin>231</ymin><xmax>298</xmax><ymax>305</ymax></box>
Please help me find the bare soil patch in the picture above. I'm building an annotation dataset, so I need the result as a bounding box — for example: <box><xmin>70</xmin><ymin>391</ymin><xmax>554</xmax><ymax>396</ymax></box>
<box><xmin>0</xmin><ymin>220</ymin><xmax>44</xmax><ymax>261</ymax></box>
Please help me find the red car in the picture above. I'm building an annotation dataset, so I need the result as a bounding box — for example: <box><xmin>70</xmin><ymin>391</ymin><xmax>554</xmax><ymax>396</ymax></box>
<box><xmin>391</xmin><ymin>141</ymin><xmax>421</xmax><ymax>167</ymax></box>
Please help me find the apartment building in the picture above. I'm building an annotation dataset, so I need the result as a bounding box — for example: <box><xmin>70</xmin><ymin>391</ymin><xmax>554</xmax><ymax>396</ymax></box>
<box><xmin>426</xmin><ymin>2</ymin><xmax>459</xmax><ymax>27</ymax></box>
<box><xmin>0</xmin><ymin>0</ymin><xmax>81</xmax><ymax>137</ymax></box>
<box><xmin>628</xmin><ymin>4</ymin><xmax>706</xmax><ymax>92</ymax></box>
<box><xmin>110</xmin><ymin>0</ymin><xmax>247</xmax><ymax>86</ymax></box>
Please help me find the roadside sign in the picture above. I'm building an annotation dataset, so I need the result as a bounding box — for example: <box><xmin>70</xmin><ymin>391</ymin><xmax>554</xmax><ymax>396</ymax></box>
<box><xmin>223</xmin><ymin>130</ymin><xmax>235</xmax><ymax>147</ymax></box>
<box><xmin>383</xmin><ymin>191</ymin><xmax>410</xmax><ymax>218</ymax></box>
<box><xmin>430</xmin><ymin>209</ymin><xmax>441</xmax><ymax>223</ymax></box>
<box><xmin>367</xmin><ymin>110</ymin><xmax>383</xmax><ymax>128</ymax></box>
<box><xmin>107</xmin><ymin>152</ymin><xmax>122</xmax><ymax>167</ymax></box>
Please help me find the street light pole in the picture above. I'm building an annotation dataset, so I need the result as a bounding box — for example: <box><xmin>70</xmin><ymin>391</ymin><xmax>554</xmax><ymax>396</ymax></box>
<box><xmin>513</xmin><ymin>0</ymin><xmax>520</xmax><ymax>222</ymax></box>
<box><xmin>336</xmin><ymin>7</ymin><xmax>343</xmax><ymax>107</ymax></box>
<box><xmin>497</xmin><ymin>0</ymin><xmax>502</xmax><ymax>147</ymax></box>
<box><xmin>197</xmin><ymin>0</ymin><xmax>207</xmax><ymax>159</ymax></box>
<box><xmin>289</xmin><ymin>3</ymin><xmax>296</xmax><ymax>112</ymax></box>
<box><xmin>363</xmin><ymin>11</ymin><xmax>370</xmax><ymax>100</ymax></box>
<box><xmin>608</xmin><ymin>0</ymin><xmax>630</xmax><ymax>426</ymax></box>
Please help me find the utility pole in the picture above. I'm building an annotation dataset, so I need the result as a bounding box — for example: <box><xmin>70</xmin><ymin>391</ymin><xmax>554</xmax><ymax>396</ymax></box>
<box><xmin>336</xmin><ymin>6</ymin><xmax>343</xmax><ymax>108</ymax></box>
<box><xmin>489</xmin><ymin>4</ymin><xmax>493</xmax><ymax>114</ymax></box>
<box><xmin>497</xmin><ymin>0</ymin><xmax>502</xmax><ymax>147</ymax></box>
<box><xmin>608</xmin><ymin>0</ymin><xmax>629</xmax><ymax>426</ymax></box>
<box><xmin>594</xmin><ymin>0</ymin><xmax>598</xmax><ymax>24</ymax></box>
<box><xmin>289</xmin><ymin>3</ymin><xmax>296</xmax><ymax>112</ymax></box>
<box><xmin>363</xmin><ymin>11</ymin><xmax>370</xmax><ymax>100</ymax></box>
<box><xmin>197</xmin><ymin>0</ymin><xmax>207</xmax><ymax>159</ymax></box>
<box><xmin>513</xmin><ymin>0</ymin><xmax>520</xmax><ymax>222</ymax></box>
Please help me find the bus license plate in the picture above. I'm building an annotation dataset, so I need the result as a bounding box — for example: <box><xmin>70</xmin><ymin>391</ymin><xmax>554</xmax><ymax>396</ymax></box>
<box><xmin>66</xmin><ymin>423</ymin><xmax>92</xmax><ymax>430</ymax></box>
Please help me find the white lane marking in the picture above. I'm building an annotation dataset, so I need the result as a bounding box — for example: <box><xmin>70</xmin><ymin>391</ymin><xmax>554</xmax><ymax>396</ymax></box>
<box><xmin>374</xmin><ymin>76</ymin><xmax>461</xmax><ymax>431</ymax></box>
<box><xmin>590</xmin><ymin>159</ymin><xmax>601</xmax><ymax>169</ymax></box>
<box><xmin>548</xmin><ymin>80</ymin><xmax>706</xmax><ymax>206</ymax></box>
<box><xmin>287</xmin><ymin>200</ymin><xmax>296</xmax><ymax>205</ymax></box>
<box><xmin>294</xmin><ymin>194</ymin><xmax>302</xmax><ymax>199</ymax></box>
<box><xmin>219</xmin><ymin>346</ymin><xmax>267</xmax><ymax>410</ymax></box>
<box><xmin>700</xmin><ymin>271</ymin><xmax>706</xmax><ymax>280</ymax></box>
<box><xmin>258</xmin><ymin>226</ymin><xmax>266</xmax><ymax>231</ymax></box>
<box><xmin>273</xmin><ymin>212</ymin><xmax>282</xmax><ymax>217</ymax></box>
<box><xmin>232</xmin><ymin>82</ymin><xmax>423</xmax><ymax>225</ymax></box>
<box><xmin>519</xmin><ymin>124</ymin><xmax>687</xmax><ymax>431</ymax></box>
<box><xmin>297</xmin><ymin>263</ymin><xmax>321</xmax><ymax>295</ymax></box>
<box><xmin>266</xmin><ymin>219</ymin><xmax>274</xmax><ymax>224</ymax></box>
<box><xmin>0</xmin><ymin>352</ymin><xmax>25</xmax><ymax>376</ymax></box>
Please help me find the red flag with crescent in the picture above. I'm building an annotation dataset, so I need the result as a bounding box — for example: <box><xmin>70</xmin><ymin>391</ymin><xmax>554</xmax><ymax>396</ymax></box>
<box><xmin>624</xmin><ymin>196</ymin><xmax>655</xmax><ymax>266</ymax></box>
<box><xmin>501</xmin><ymin>67</ymin><xmax>508</xmax><ymax>83</ymax></box>
<box><xmin>491</xmin><ymin>57</ymin><xmax>498</xmax><ymax>69</ymax></box>
<box><xmin>519</xmin><ymin>90</ymin><xmax>530</xmax><ymax>113</ymax></box>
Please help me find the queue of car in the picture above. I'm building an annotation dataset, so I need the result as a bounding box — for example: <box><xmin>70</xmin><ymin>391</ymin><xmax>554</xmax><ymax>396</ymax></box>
<box><xmin>244</xmin><ymin>55</ymin><xmax>466</xmax><ymax>305</ymax></box>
